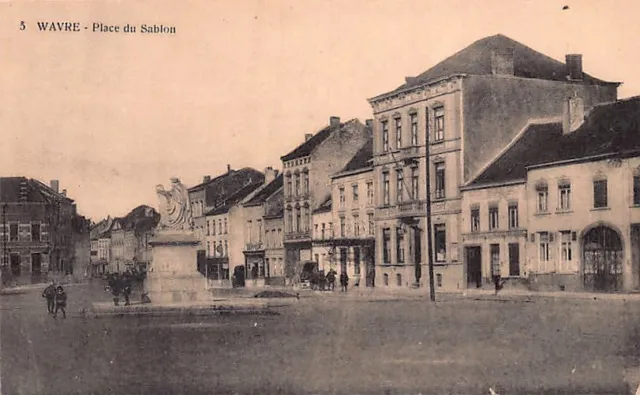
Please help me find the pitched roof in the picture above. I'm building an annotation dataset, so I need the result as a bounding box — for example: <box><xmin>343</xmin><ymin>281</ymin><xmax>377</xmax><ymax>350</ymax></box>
<box><xmin>313</xmin><ymin>195</ymin><xmax>332</xmax><ymax>214</ymax></box>
<box><xmin>205</xmin><ymin>181</ymin><xmax>264</xmax><ymax>216</ymax></box>
<box><xmin>243</xmin><ymin>174</ymin><xmax>284</xmax><ymax>207</ymax></box>
<box><xmin>280</xmin><ymin>119</ymin><xmax>359</xmax><ymax>161</ymax></box>
<box><xmin>334</xmin><ymin>139</ymin><xmax>373</xmax><ymax>176</ymax></box>
<box><xmin>376</xmin><ymin>34</ymin><xmax>617</xmax><ymax>99</ymax></box>
<box><xmin>468</xmin><ymin>97</ymin><xmax>640</xmax><ymax>187</ymax></box>
<box><xmin>0</xmin><ymin>177</ymin><xmax>73</xmax><ymax>204</ymax></box>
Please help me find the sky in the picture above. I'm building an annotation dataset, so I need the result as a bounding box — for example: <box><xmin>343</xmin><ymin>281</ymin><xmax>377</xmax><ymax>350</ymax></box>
<box><xmin>0</xmin><ymin>0</ymin><xmax>638</xmax><ymax>221</ymax></box>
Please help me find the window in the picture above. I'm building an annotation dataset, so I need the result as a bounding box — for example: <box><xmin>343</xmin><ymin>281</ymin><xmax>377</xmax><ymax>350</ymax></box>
<box><xmin>593</xmin><ymin>179</ymin><xmax>608</xmax><ymax>208</ymax></box>
<box><xmin>411</xmin><ymin>168</ymin><xmax>419</xmax><ymax>200</ymax></box>
<box><xmin>489</xmin><ymin>205</ymin><xmax>499</xmax><ymax>230</ymax></box>
<box><xmin>224</xmin><ymin>241</ymin><xmax>228</xmax><ymax>257</ymax></box>
<box><xmin>339</xmin><ymin>187</ymin><xmax>345</xmax><ymax>209</ymax></box>
<box><xmin>353</xmin><ymin>214</ymin><xmax>360</xmax><ymax>236</ymax></box>
<box><xmin>634</xmin><ymin>175</ymin><xmax>640</xmax><ymax>206</ymax></box>
<box><xmin>295</xmin><ymin>209</ymin><xmax>301</xmax><ymax>232</ymax></box>
<box><xmin>354</xmin><ymin>248</ymin><xmax>361</xmax><ymax>276</ymax></box>
<box><xmin>471</xmin><ymin>208</ymin><xmax>480</xmax><ymax>232</ymax></box>
<box><xmin>490</xmin><ymin>244</ymin><xmax>500</xmax><ymax>276</ymax></box>
<box><xmin>207</xmin><ymin>241</ymin><xmax>211</xmax><ymax>256</ymax></box>
<box><xmin>352</xmin><ymin>184</ymin><xmax>359</xmax><ymax>202</ymax></box>
<box><xmin>382</xmin><ymin>228</ymin><xmax>391</xmax><ymax>263</ymax></box>
<box><xmin>395</xmin><ymin>117</ymin><xmax>402</xmax><ymax>149</ymax></box>
<box><xmin>9</xmin><ymin>224</ymin><xmax>17</xmax><ymax>242</ymax></box>
<box><xmin>537</xmin><ymin>186</ymin><xmax>548</xmax><ymax>213</ymax></box>
<box><xmin>434</xmin><ymin>107</ymin><xmax>445</xmax><ymax>142</ymax></box>
<box><xmin>383</xmin><ymin>172</ymin><xmax>390</xmax><ymax>206</ymax></box>
<box><xmin>287</xmin><ymin>177</ymin><xmax>292</xmax><ymax>197</ymax></box>
<box><xmin>560</xmin><ymin>230</ymin><xmax>572</xmax><ymax>265</ymax></box>
<box><xmin>31</xmin><ymin>223</ymin><xmax>40</xmax><ymax>242</ymax></box>
<box><xmin>295</xmin><ymin>174</ymin><xmax>300</xmax><ymax>196</ymax></box>
<box><xmin>257</xmin><ymin>220</ymin><xmax>263</xmax><ymax>243</ymax></box>
<box><xmin>212</xmin><ymin>219</ymin><xmax>216</xmax><ymax>235</ymax></box>
<box><xmin>383</xmin><ymin>273</ymin><xmax>389</xmax><ymax>286</ymax></box>
<box><xmin>434</xmin><ymin>224</ymin><xmax>446</xmax><ymax>262</ymax></box>
<box><xmin>303</xmin><ymin>173</ymin><xmax>309</xmax><ymax>194</ymax></box>
<box><xmin>218</xmin><ymin>220</ymin><xmax>222</xmax><ymax>234</ymax></box>
<box><xmin>436</xmin><ymin>273</ymin><xmax>443</xmax><ymax>287</ymax></box>
<box><xmin>368</xmin><ymin>213</ymin><xmax>374</xmax><ymax>235</ymax></box>
<box><xmin>247</xmin><ymin>221</ymin><xmax>252</xmax><ymax>243</ymax></box>
<box><xmin>321</xmin><ymin>223</ymin><xmax>326</xmax><ymax>239</ymax></box>
<box><xmin>558</xmin><ymin>183</ymin><xmax>571</xmax><ymax>210</ymax></box>
<box><xmin>539</xmin><ymin>232</ymin><xmax>550</xmax><ymax>262</ymax></box>
<box><xmin>286</xmin><ymin>210</ymin><xmax>292</xmax><ymax>233</ymax></box>
<box><xmin>508</xmin><ymin>203</ymin><xmax>518</xmax><ymax>229</ymax></box>
<box><xmin>434</xmin><ymin>162</ymin><xmax>445</xmax><ymax>199</ymax></box>
<box><xmin>305</xmin><ymin>208</ymin><xmax>310</xmax><ymax>233</ymax></box>
<box><xmin>410</xmin><ymin>113</ymin><xmax>418</xmax><ymax>146</ymax></box>
<box><xmin>206</xmin><ymin>221</ymin><xmax>210</xmax><ymax>236</ymax></box>
<box><xmin>340</xmin><ymin>217</ymin><xmax>345</xmax><ymax>238</ymax></box>
<box><xmin>381</xmin><ymin>120</ymin><xmax>389</xmax><ymax>152</ymax></box>
<box><xmin>224</xmin><ymin>218</ymin><xmax>228</xmax><ymax>234</ymax></box>
<box><xmin>367</xmin><ymin>182</ymin><xmax>374</xmax><ymax>205</ymax></box>
<box><xmin>396</xmin><ymin>227</ymin><xmax>405</xmax><ymax>263</ymax></box>
<box><xmin>396</xmin><ymin>170</ymin><xmax>404</xmax><ymax>203</ymax></box>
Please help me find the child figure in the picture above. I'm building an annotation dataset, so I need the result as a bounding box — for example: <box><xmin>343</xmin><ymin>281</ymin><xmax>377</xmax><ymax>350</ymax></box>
<box><xmin>53</xmin><ymin>286</ymin><xmax>67</xmax><ymax>319</ymax></box>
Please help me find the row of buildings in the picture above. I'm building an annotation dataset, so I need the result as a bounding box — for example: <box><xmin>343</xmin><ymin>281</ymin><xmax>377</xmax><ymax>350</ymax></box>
<box><xmin>0</xmin><ymin>178</ymin><xmax>90</xmax><ymax>285</ymax></box>
<box><xmin>183</xmin><ymin>34</ymin><xmax>640</xmax><ymax>293</ymax></box>
<box><xmin>89</xmin><ymin>205</ymin><xmax>159</xmax><ymax>276</ymax></box>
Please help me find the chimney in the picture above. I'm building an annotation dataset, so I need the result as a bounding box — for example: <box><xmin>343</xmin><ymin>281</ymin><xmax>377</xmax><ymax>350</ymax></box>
<box><xmin>566</xmin><ymin>54</ymin><xmax>583</xmax><ymax>81</ymax></box>
<box><xmin>50</xmin><ymin>180</ymin><xmax>59</xmax><ymax>193</ymax></box>
<box><xmin>329</xmin><ymin>116</ymin><xmax>341</xmax><ymax>129</ymax></box>
<box><xmin>203</xmin><ymin>175</ymin><xmax>211</xmax><ymax>183</ymax></box>
<box><xmin>227</xmin><ymin>164</ymin><xmax>232</xmax><ymax>173</ymax></box>
<box><xmin>491</xmin><ymin>48</ymin><xmax>514</xmax><ymax>76</ymax></box>
<box><xmin>365</xmin><ymin>119</ymin><xmax>373</xmax><ymax>129</ymax></box>
<box><xmin>562</xmin><ymin>94</ymin><xmax>586</xmax><ymax>134</ymax></box>
<box><xmin>61</xmin><ymin>189</ymin><xmax>67</xmax><ymax>197</ymax></box>
<box><xmin>305</xmin><ymin>133</ymin><xmax>313</xmax><ymax>142</ymax></box>
<box><xmin>264</xmin><ymin>166</ymin><xmax>278</xmax><ymax>185</ymax></box>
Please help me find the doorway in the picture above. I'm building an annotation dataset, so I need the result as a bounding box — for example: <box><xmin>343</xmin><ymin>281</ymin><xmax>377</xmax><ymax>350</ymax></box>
<box><xmin>508</xmin><ymin>243</ymin><xmax>520</xmax><ymax>277</ymax></box>
<box><xmin>31</xmin><ymin>253</ymin><xmax>42</xmax><ymax>275</ymax></box>
<box><xmin>583</xmin><ymin>225</ymin><xmax>623</xmax><ymax>292</ymax></box>
<box><xmin>10</xmin><ymin>254</ymin><xmax>21</xmax><ymax>276</ymax></box>
<box><xmin>466</xmin><ymin>246</ymin><xmax>482</xmax><ymax>288</ymax></box>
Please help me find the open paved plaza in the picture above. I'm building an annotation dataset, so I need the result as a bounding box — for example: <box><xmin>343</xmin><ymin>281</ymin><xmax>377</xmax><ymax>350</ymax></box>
<box><xmin>2</xmin><ymin>282</ymin><xmax>640</xmax><ymax>394</ymax></box>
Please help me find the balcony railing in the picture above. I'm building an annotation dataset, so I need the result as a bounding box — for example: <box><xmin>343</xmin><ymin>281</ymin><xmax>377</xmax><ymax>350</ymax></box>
<box><xmin>397</xmin><ymin>200</ymin><xmax>427</xmax><ymax>217</ymax></box>
<box><xmin>244</xmin><ymin>242</ymin><xmax>264</xmax><ymax>252</ymax></box>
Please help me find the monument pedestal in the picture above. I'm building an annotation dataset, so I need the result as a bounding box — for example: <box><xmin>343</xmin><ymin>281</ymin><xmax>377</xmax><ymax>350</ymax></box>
<box><xmin>144</xmin><ymin>230</ymin><xmax>211</xmax><ymax>304</ymax></box>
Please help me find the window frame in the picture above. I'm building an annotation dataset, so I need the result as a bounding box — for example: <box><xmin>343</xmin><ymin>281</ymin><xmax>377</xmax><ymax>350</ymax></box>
<box><xmin>433</xmin><ymin>106</ymin><xmax>445</xmax><ymax>142</ymax></box>
<box><xmin>593</xmin><ymin>179</ymin><xmax>608</xmax><ymax>208</ymax></box>
<box><xmin>434</xmin><ymin>162</ymin><xmax>445</xmax><ymax>199</ymax></box>
<box><xmin>381</xmin><ymin>120</ymin><xmax>389</xmax><ymax>152</ymax></box>
<box><xmin>410</xmin><ymin>113</ymin><xmax>418</xmax><ymax>146</ymax></box>
<box><xmin>394</xmin><ymin>117</ymin><xmax>402</xmax><ymax>149</ymax></box>
<box><xmin>434</xmin><ymin>224</ymin><xmax>446</xmax><ymax>262</ymax></box>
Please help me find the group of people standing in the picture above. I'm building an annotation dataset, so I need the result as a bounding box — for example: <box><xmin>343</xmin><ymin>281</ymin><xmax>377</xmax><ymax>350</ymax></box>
<box><xmin>106</xmin><ymin>272</ymin><xmax>134</xmax><ymax>306</ymax></box>
<box><xmin>308</xmin><ymin>269</ymin><xmax>352</xmax><ymax>292</ymax></box>
<box><xmin>42</xmin><ymin>282</ymin><xmax>67</xmax><ymax>319</ymax></box>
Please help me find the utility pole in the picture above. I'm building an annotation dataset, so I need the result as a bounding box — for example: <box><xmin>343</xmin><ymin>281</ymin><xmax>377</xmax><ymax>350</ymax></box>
<box><xmin>425</xmin><ymin>112</ymin><xmax>436</xmax><ymax>302</ymax></box>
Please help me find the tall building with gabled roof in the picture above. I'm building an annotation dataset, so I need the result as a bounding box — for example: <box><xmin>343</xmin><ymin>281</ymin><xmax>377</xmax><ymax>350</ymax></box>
<box><xmin>280</xmin><ymin>116</ymin><xmax>372</xmax><ymax>283</ymax></box>
<box><xmin>368</xmin><ymin>34</ymin><xmax>619</xmax><ymax>291</ymax></box>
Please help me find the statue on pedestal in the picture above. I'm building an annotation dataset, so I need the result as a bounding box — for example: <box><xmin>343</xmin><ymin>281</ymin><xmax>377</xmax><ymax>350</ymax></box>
<box><xmin>155</xmin><ymin>178</ymin><xmax>194</xmax><ymax>232</ymax></box>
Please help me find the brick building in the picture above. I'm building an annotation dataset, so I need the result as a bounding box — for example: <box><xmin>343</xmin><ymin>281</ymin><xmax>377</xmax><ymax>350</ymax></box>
<box><xmin>0</xmin><ymin>178</ymin><xmax>83</xmax><ymax>285</ymax></box>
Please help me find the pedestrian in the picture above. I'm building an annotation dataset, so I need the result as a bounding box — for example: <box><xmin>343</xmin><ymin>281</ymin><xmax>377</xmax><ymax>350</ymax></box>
<box><xmin>326</xmin><ymin>269</ymin><xmax>336</xmax><ymax>291</ymax></box>
<box><xmin>42</xmin><ymin>281</ymin><xmax>56</xmax><ymax>314</ymax></box>
<box><xmin>53</xmin><ymin>285</ymin><xmax>67</xmax><ymax>319</ymax></box>
<box><xmin>492</xmin><ymin>261</ymin><xmax>502</xmax><ymax>296</ymax></box>
<box><xmin>123</xmin><ymin>276</ymin><xmax>132</xmax><ymax>306</ymax></box>
<box><xmin>340</xmin><ymin>271</ymin><xmax>349</xmax><ymax>292</ymax></box>
<box><xmin>110</xmin><ymin>274</ymin><xmax>122</xmax><ymax>306</ymax></box>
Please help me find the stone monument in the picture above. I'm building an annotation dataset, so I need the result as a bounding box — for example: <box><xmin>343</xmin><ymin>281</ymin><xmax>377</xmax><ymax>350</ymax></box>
<box><xmin>144</xmin><ymin>178</ymin><xmax>210</xmax><ymax>303</ymax></box>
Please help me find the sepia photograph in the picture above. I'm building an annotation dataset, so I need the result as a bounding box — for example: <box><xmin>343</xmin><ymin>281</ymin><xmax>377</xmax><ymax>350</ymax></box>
<box><xmin>1</xmin><ymin>1</ymin><xmax>640</xmax><ymax>394</ymax></box>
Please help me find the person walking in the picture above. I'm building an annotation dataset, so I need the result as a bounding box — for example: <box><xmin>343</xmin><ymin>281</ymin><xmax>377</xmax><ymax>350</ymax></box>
<box><xmin>340</xmin><ymin>271</ymin><xmax>349</xmax><ymax>292</ymax></box>
<box><xmin>122</xmin><ymin>274</ymin><xmax>132</xmax><ymax>306</ymax></box>
<box><xmin>53</xmin><ymin>285</ymin><xmax>67</xmax><ymax>319</ymax></box>
<box><xmin>326</xmin><ymin>269</ymin><xmax>336</xmax><ymax>291</ymax></box>
<box><xmin>42</xmin><ymin>281</ymin><xmax>56</xmax><ymax>314</ymax></box>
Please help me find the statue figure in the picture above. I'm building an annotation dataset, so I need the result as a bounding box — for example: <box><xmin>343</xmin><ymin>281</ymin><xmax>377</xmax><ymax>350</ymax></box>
<box><xmin>155</xmin><ymin>178</ymin><xmax>194</xmax><ymax>231</ymax></box>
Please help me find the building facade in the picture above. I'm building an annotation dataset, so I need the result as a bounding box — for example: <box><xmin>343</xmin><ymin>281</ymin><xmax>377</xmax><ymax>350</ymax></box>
<box><xmin>464</xmin><ymin>96</ymin><xmax>640</xmax><ymax>292</ymax></box>
<box><xmin>328</xmin><ymin>140</ymin><xmax>375</xmax><ymax>287</ymax></box>
<box><xmin>0</xmin><ymin>178</ymin><xmax>81</xmax><ymax>285</ymax></box>
<box><xmin>368</xmin><ymin>34</ymin><xmax>618</xmax><ymax>290</ymax></box>
<box><xmin>280</xmin><ymin>116</ymin><xmax>372</xmax><ymax>283</ymax></box>
<box><xmin>311</xmin><ymin>197</ymin><xmax>333</xmax><ymax>274</ymax></box>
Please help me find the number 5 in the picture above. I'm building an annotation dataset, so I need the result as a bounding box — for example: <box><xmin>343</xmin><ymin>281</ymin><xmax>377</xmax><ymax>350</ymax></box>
<box><xmin>19</xmin><ymin>21</ymin><xmax>25</xmax><ymax>30</ymax></box>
